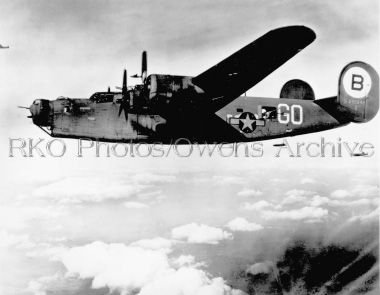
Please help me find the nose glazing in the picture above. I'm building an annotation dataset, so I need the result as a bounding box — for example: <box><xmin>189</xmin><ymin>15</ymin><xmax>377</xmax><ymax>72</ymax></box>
<box><xmin>29</xmin><ymin>99</ymin><xmax>51</xmax><ymax>126</ymax></box>
<box><xmin>29</xmin><ymin>103</ymin><xmax>39</xmax><ymax>117</ymax></box>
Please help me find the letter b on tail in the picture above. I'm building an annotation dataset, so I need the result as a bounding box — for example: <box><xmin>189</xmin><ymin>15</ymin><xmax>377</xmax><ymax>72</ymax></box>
<box><xmin>338</xmin><ymin>61</ymin><xmax>379</xmax><ymax>123</ymax></box>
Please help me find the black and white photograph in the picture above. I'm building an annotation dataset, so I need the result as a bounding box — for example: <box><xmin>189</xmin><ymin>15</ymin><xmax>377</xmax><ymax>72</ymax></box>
<box><xmin>0</xmin><ymin>1</ymin><xmax>379</xmax><ymax>294</ymax></box>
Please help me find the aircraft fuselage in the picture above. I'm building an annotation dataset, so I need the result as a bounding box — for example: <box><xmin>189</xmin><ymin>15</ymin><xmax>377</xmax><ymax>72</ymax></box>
<box><xmin>42</xmin><ymin>95</ymin><xmax>348</xmax><ymax>144</ymax></box>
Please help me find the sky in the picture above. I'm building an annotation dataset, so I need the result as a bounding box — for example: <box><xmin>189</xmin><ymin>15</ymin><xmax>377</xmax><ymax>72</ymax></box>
<box><xmin>0</xmin><ymin>1</ymin><xmax>379</xmax><ymax>295</ymax></box>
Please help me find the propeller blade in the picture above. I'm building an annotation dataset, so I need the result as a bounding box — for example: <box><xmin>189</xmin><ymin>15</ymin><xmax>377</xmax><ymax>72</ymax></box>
<box><xmin>122</xmin><ymin>69</ymin><xmax>127</xmax><ymax>95</ymax></box>
<box><xmin>141</xmin><ymin>51</ymin><xmax>147</xmax><ymax>83</ymax></box>
<box><xmin>118</xmin><ymin>103</ymin><xmax>123</xmax><ymax>117</ymax></box>
<box><xmin>118</xmin><ymin>68</ymin><xmax>129</xmax><ymax>121</ymax></box>
<box><xmin>17</xmin><ymin>106</ymin><xmax>30</xmax><ymax>109</ymax></box>
<box><xmin>123</xmin><ymin>105</ymin><xmax>128</xmax><ymax>122</ymax></box>
<box><xmin>118</xmin><ymin>100</ymin><xmax>129</xmax><ymax>121</ymax></box>
<box><xmin>115</xmin><ymin>86</ymin><xmax>122</xmax><ymax>90</ymax></box>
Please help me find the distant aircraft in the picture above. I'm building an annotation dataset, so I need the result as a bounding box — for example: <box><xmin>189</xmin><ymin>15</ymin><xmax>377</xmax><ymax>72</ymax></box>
<box><xmin>352</xmin><ymin>152</ymin><xmax>369</xmax><ymax>157</ymax></box>
<box><xmin>0</xmin><ymin>44</ymin><xmax>9</xmax><ymax>49</ymax></box>
<box><xmin>273</xmin><ymin>143</ymin><xmax>286</xmax><ymax>147</ymax></box>
<box><xmin>21</xmin><ymin>26</ymin><xmax>379</xmax><ymax>143</ymax></box>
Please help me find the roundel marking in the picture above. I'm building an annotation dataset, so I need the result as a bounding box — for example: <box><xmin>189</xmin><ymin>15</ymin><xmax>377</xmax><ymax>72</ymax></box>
<box><xmin>239</xmin><ymin>112</ymin><xmax>256</xmax><ymax>133</ymax></box>
<box><xmin>342</xmin><ymin>66</ymin><xmax>372</xmax><ymax>99</ymax></box>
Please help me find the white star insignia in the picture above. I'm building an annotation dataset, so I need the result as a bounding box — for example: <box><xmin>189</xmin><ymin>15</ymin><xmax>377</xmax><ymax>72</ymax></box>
<box><xmin>241</xmin><ymin>113</ymin><xmax>255</xmax><ymax>130</ymax></box>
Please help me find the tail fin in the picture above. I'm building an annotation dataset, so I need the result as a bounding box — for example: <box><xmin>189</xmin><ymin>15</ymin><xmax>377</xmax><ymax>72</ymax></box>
<box><xmin>337</xmin><ymin>61</ymin><xmax>379</xmax><ymax>123</ymax></box>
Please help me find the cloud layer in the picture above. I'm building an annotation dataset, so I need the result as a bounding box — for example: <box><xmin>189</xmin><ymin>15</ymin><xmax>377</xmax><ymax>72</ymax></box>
<box><xmin>58</xmin><ymin>240</ymin><xmax>244</xmax><ymax>295</ymax></box>
<box><xmin>171</xmin><ymin>223</ymin><xmax>233</xmax><ymax>244</ymax></box>
<box><xmin>226</xmin><ymin>218</ymin><xmax>263</xmax><ymax>232</ymax></box>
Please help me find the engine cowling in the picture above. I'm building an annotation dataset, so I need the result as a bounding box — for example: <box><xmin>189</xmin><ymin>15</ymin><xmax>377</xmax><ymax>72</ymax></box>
<box><xmin>280</xmin><ymin>79</ymin><xmax>315</xmax><ymax>100</ymax></box>
<box><xmin>147</xmin><ymin>74</ymin><xmax>193</xmax><ymax>100</ymax></box>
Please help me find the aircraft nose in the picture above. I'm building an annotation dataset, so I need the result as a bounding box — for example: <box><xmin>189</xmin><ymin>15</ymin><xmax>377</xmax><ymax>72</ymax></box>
<box><xmin>28</xmin><ymin>99</ymin><xmax>52</xmax><ymax>126</ymax></box>
<box><xmin>29</xmin><ymin>103</ymin><xmax>39</xmax><ymax>117</ymax></box>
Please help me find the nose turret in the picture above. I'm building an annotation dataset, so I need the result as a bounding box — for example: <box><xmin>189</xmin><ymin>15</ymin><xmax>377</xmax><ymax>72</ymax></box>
<box><xmin>29</xmin><ymin>99</ymin><xmax>52</xmax><ymax>126</ymax></box>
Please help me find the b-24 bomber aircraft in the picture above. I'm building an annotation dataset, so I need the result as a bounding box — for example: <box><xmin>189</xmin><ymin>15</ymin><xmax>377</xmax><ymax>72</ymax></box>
<box><xmin>23</xmin><ymin>26</ymin><xmax>379</xmax><ymax>144</ymax></box>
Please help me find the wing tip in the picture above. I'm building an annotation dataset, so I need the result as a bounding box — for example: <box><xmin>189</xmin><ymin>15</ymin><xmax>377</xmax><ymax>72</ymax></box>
<box><xmin>270</xmin><ymin>25</ymin><xmax>316</xmax><ymax>43</ymax></box>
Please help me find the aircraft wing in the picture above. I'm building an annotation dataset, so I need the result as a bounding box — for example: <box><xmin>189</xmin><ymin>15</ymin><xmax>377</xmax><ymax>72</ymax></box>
<box><xmin>192</xmin><ymin>26</ymin><xmax>316</xmax><ymax>111</ymax></box>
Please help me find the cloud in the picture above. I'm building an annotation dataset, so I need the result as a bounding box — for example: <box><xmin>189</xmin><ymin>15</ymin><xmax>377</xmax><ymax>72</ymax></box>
<box><xmin>56</xmin><ymin>240</ymin><xmax>244</xmax><ymax>295</ymax></box>
<box><xmin>298</xmin><ymin>194</ymin><xmax>379</xmax><ymax>226</ymax></box>
<box><xmin>25</xmin><ymin>244</ymin><xmax>68</xmax><ymax>260</ymax></box>
<box><xmin>246</xmin><ymin>261</ymin><xmax>274</xmax><ymax>276</ymax></box>
<box><xmin>0</xmin><ymin>231</ymin><xmax>68</xmax><ymax>260</ymax></box>
<box><xmin>243</xmin><ymin>186</ymin><xmax>376</xmax><ymax>224</ymax></box>
<box><xmin>237</xmin><ymin>189</ymin><xmax>263</xmax><ymax>197</ymax></box>
<box><xmin>33</xmin><ymin>176</ymin><xmax>144</xmax><ymax>203</ymax></box>
<box><xmin>330</xmin><ymin>185</ymin><xmax>379</xmax><ymax>200</ymax></box>
<box><xmin>281</xmin><ymin>195</ymin><xmax>307</xmax><ymax>206</ymax></box>
<box><xmin>330</xmin><ymin>189</ymin><xmax>352</xmax><ymax>199</ymax></box>
<box><xmin>171</xmin><ymin>223</ymin><xmax>233</xmax><ymax>244</ymax></box>
<box><xmin>211</xmin><ymin>176</ymin><xmax>245</xmax><ymax>185</ymax></box>
<box><xmin>31</xmin><ymin>173</ymin><xmax>175</xmax><ymax>204</ymax></box>
<box><xmin>300</xmin><ymin>194</ymin><xmax>377</xmax><ymax>210</ymax></box>
<box><xmin>281</xmin><ymin>189</ymin><xmax>314</xmax><ymax>205</ymax></box>
<box><xmin>123</xmin><ymin>201</ymin><xmax>149</xmax><ymax>209</ymax></box>
<box><xmin>0</xmin><ymin>231</ymin><xmax>32</xmax><ymax>250</ymax></box>
<box><xmin>137</xmin><ymin>190</ymin><xmax>166</xmax><ymax>202</ymax></box>
<box><xmin>171</xmin><ymin>255</ymin><xmax>198</xmax><ymax>268</ymax></box>
<box><xmin>262</xmin><ymin>206</ymin><xmax>328</xmax><ymax>222</ymax></box>
<box><xmin>27</xmin><ymin>274</ymin><xmax>57</xmax><ymax>295</ymax></box>
<box><xmin>352</xmin><ymin>185</ymin><xmax>379</xmax><ymax>198</ymax></box>
<box><xmin>0</xmin><ymin>205</ymin><xmax>66</xmax><ymax>231</ymax></box>
<box><xmin>331</xmin><ymin>198</ymin><xmax>378</xmax><ymax>207</ymax></box>
<box><xmin>241</xmin><ymin>200</ymin><xmax>274</xmax><ymax>211</ymax></box>
<box><xmin>138</xmin><ymin>267</ymin><xmax>244</xmax><ymax>295</ymax></box>
<box><xmin>131</xmin><ymin>173</ymin><xmax>176</xmax><ymax>183</ymax></box>
<box><xmin>242</xmin><ymin>190</ymin><xmax>316</xmax><ymax>213</ymax></box>
<box><xmin>27</xmin><ymin>273</ymin><xmax>86</xmax><ymax>295</ymax></box>
<box><xmin>130</xmin><ymin>237</ymin><xmax>174</xmax><ymax>252</ymax></box>
<box><xmin>309</xmin><ymin>195</ymin><xmax>331</xmax><ymax>207</ymax></box>
<box><xmin>61</xmin><ymin>241</ymin><xmax>170</xmax><ymax>292</ymax></box>
<box><xmin>226</xmin><ymin>218</ymin><xmax>263</xmax><ymax>232</ymax></box>
<box><xmin>349</xmin><ymin>207</ymin><xmax>379</xmax><ymax>223</ymax></box>
<box><xmin>300</xmin><ymin>177</ymin><xmax>316</xmax><ymax>184</ymax></box>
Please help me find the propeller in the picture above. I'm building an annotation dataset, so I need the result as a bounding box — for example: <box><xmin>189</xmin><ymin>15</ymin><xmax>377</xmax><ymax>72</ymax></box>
<box><xmin>117</xmin><ymin>51</ymin><xmax>148</xmax><ymax>123</ymax></box>
<box><xmin>141</xmin><ymin>51</ymin><xmax>147</xmax><ymax>83</ymax></box>
<box><xmin>18</xmin><ymin>106</ymin><xmax>32</xmax><ymax>118</ymax></box>
<box><xmin>118</xmin><ymin>69</ymin><xmax>129</xmax><ymax>121</ymax></box>
<box><xmin>131</xmin><ymin>51</ymin><xmax>147</xmax><ymax>83</ymax></box>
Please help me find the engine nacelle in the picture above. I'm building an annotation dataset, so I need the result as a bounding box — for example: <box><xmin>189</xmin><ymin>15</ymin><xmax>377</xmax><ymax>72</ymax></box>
<box><xmin>280</xmin><ymin>79</ymin><xmax>315</xmax><ymax>100</ymax></box>
<box><xmin>337</xmin><ymin>61</ymin><xmax>379</xmax><ymax>123</ymax></box>
<box><xmin>147</xmin><ymin>74</ymin><xmax>193</xmax><ymax>100</ymax></box>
